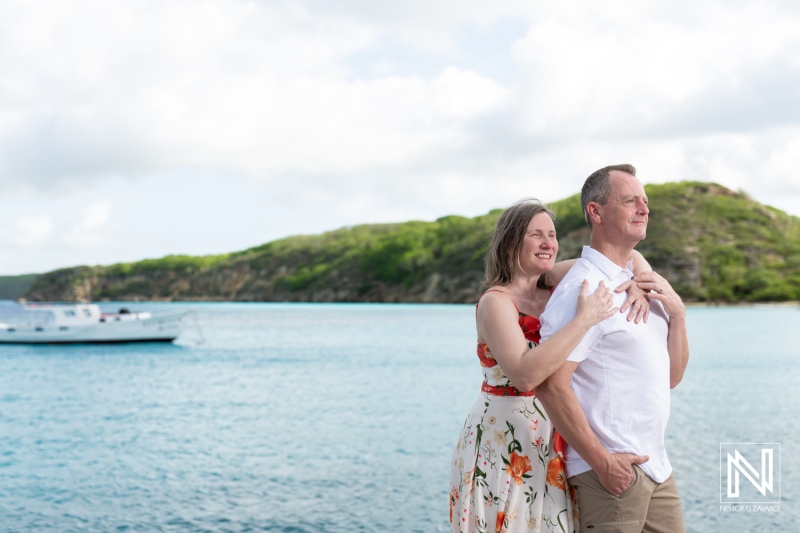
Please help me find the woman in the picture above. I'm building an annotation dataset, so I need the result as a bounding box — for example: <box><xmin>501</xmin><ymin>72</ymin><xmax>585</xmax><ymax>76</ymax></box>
<box><xmin>450</xmin><ymin>199</ymin><xmax>650</xmax><ymax>533</ymax></box>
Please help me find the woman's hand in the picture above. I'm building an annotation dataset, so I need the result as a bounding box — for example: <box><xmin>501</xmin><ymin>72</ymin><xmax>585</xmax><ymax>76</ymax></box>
<box><xmin>633</xmin><ymin>271</ymin><xmax>686</xmax><ymax>319</ymax></box>
<box><xmin>615</xmin><ymin>279</ymin><xmax>651</xmax><ymax>323</ymax></box>
<box><xmin>575</xmin><ymin>279</ymin><xmax>618</xmax><ymax>329</ymax></box>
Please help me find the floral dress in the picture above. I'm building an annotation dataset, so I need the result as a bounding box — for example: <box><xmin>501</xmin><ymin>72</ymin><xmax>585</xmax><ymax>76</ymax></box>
<box><xmin>450</xmin><ymin>292</ymin><xmax>577</xmax><ymax>533</ymax></box>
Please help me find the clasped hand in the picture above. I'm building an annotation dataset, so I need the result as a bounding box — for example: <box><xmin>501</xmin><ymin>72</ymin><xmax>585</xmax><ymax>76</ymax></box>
<box><xmin>614</xmin><ymin>279</ymin><xmax>651</xmax><ymax>323</ymax></box>
<box><xmin>632</xmin><ymin>271</ymin><xmax>686</xmax><ymax>319</ymax></box>
<box><xmin>575</xmin><ymin>278</ymin><xmax>652</xmax><ymax>326</ymax></box>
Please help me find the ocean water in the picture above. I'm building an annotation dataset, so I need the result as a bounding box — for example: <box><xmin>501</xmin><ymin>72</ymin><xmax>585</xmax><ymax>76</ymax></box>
<box><xmin>0</xmin><ymin>303</ymin><xmax>797</xmax><ymax>532</ymax></box>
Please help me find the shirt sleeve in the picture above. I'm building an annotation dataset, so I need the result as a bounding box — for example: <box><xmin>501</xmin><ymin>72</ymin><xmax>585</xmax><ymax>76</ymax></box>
<box><xmin>540</xmin><ymin>278</ymin><xmax>604</xmax><ymax>363</ymax></box>
<box><xmin>540</xmin><ymin>280</ymin><xmax>580</xmax><ymax>342</ymax></box>
<box><xmin>566</xmin><ymin>320</ymin><xmax>604</xmax><ymax>363</ymax></box>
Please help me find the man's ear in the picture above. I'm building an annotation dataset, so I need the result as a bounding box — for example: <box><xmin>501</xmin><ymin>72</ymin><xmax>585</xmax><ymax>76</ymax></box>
<box><xmin>586</xmin><ymin>201</ymin><xmax>603</xmax><ymax>225</ymax></box>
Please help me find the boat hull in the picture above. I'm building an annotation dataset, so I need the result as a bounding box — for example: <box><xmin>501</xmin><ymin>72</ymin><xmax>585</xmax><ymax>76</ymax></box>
<box><xmin>0</xmin><ymin>309</ymin><xmax>187</xmax><ymax>344</ymax></box>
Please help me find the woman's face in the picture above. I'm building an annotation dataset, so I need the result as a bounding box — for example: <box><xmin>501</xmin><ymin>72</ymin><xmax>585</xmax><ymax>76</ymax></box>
<box><xmin>518</xmin><ymin>212</ymin><xmax>558</xmax><ymax>275</ymax></box>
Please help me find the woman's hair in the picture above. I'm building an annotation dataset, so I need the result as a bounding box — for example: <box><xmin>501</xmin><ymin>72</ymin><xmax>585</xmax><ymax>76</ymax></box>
<box><xmin>484</xmin><ymin>198</ymin><xmax>556</xmax><ymax>289</ymax></box>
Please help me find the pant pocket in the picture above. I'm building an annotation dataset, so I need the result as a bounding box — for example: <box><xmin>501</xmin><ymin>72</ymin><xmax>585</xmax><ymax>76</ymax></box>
<box><xmin>585</xmin><ymin>519</ymin><xmax>641</xmax><ymax>532</ymax></box>
<box><xmin>614</xmin><ymin>465</ymin><xmax>640</xmax><ymax>499</ymax></box>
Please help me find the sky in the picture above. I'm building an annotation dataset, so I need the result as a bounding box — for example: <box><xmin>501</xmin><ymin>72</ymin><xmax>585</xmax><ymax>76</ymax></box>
<box><xmin>1</xmin><ymin>0</ymin><xmax>799</xmax><ymax>275</ymax></box>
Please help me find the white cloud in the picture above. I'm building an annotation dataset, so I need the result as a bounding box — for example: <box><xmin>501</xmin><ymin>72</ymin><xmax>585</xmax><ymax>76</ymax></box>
<box><xmin>0</xmin><ymin>214</ymin><xmax>55</xmax><ymax>248</ymax></box>
<box><xmin>61</xmin><ymin>199</ymin><xmax>115</xmax><ymax>247</ymax></box>
<box><xmin>509</xmin><ymin>2</ymin><xmax>800</xmax><ymax>140</ymax></box>
<box><xmin>1</xmin><ymin>0</ymin><xmax>798</xmax><ymax>186</ymax></box>
<box><xmin>0</xmin><ymin>0</ymin><xmax>516</xmax><ymax>188</ymax></box>
<box><xmin>1</xmin><ymin>0</ymin><xmax>800</xmax><ymax>275</ymax></box>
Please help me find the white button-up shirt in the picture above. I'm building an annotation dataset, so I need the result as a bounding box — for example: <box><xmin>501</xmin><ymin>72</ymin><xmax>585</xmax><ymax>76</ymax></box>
<box><xmin>540</xmin><ymin>246</ymin><xmax>673</xmax><ymax>482</ymax></box>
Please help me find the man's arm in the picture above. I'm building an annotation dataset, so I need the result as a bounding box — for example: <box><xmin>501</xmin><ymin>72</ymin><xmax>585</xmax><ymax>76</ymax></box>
<box><xmin>536</xmin><ymin>363</ymin><xmax>649</xmax><ymax>495</ymax></box>
<box><xmin>632</xmin><ymin>271</ymin><xmax>690</xmax><ymax>387</ymax></box>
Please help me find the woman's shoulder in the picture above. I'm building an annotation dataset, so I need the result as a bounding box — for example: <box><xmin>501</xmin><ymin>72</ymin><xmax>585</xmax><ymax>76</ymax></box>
<box><xmin>479</xmin><ymin>287</ymin><xmax>511</xmax><ymax>301</ymax></box>
<box><xmin>477</xmin><ymin>287</ymin><xmax>519</xmax><ymax>312</ymax></box>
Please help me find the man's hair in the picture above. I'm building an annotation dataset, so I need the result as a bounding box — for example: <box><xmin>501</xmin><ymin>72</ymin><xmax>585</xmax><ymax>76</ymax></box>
<box><xmin>484</xmin><ymin>198</ymin><xmax>555</xmax><ymax>289</ymax></box>
<box><xmin>581</xmin><ymin>164</ymin><xmax>637</xmax><ymax>228</ymax></box>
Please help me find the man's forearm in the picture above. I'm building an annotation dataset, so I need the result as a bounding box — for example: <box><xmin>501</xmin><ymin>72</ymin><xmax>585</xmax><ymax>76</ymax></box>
<box><xmin>667</xmin><ymin>314</ymin><xmax>690</xmax><ymax>388</ymax></box>
<box><xmin>538</xmin><ymin>372</ymin><xmax>647</xmax><ymax>495</ymax></box>
<box><xmin>536</xmin><ymin>378</ymin><xmax>608</xmax><ymax>470</ymax></box>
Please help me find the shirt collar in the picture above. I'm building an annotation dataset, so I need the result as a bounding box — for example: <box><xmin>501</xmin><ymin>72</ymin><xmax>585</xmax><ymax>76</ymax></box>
<box><xmin>580</xmin><ymin>245</ymin><xmax>634</xmax><ymax>280</ymax></box>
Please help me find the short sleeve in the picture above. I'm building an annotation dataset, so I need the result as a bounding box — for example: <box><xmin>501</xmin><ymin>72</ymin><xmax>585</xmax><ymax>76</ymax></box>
<box><xmin>565</xmin><ymin>321</ymin><xmax>604</xmax><ymax>363</ymax></box>
<box><xmin>540</xmin><ymin>278</ymin><xmax>604</xmax><ymax>363</ymax></box>
<box><xmin>539</xmin><ymin>280</ymin><xmax>579</xmax><ymax>342</ymax></box>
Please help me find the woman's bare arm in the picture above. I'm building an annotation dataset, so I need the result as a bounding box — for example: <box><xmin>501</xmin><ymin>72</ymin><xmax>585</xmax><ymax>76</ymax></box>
<box><xmin>477</xmin><ymin>282</ymin><xmax>616</xmax><ymax>391</ymax></box>
<box><xmin>548</xmin><ymin>259</ymin><xmax>577</xmax><ymax>287</ymax></box>
<box><xmin>615</xmin><ymin>249</ymin><xmax>652</xmax><ymax>323</ymax></box>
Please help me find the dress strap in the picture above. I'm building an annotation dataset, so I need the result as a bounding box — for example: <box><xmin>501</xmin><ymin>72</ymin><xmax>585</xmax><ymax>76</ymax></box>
<box><xmin>476</xmin><ymin>289</ymin><xmax>520</xmax><ymax>313</ymax></box>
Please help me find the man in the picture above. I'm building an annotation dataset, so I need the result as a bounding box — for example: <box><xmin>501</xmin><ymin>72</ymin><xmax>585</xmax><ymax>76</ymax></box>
<box><xmin>536</xmin><ymin>164</ymin><xmax>690</xmax><ymax>533</ymax></box>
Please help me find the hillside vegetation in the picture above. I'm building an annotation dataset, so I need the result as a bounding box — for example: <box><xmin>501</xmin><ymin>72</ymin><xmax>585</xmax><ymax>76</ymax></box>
<box><xmin>23</xmin><ymin>182</ymin><xmax>800</xmax><ymax>303</ymax></box>
<box><xmin>0</xmin><ymin>274</ymin><xmax>39</xmax><ymax>300</ymax></box>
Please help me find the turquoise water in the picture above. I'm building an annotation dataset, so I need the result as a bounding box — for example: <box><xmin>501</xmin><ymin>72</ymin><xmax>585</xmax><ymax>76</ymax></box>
<box><xmin>0</xmin><ymin>303</ymin><xmax>797</xmax><ymax>532</ymax></box>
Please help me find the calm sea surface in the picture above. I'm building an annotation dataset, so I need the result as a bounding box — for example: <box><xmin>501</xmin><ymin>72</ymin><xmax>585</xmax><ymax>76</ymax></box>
<box><xmin>0</xmin><ymin>303</ymin><xmax>798</xmax><ymax>532</ymax></box>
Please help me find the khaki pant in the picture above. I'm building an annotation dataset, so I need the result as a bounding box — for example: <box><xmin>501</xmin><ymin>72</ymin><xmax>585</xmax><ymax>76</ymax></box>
<box><xmin>569</xmin><ymin>466</ymin><xmax>685</xmax><ymax>533</ymax></box>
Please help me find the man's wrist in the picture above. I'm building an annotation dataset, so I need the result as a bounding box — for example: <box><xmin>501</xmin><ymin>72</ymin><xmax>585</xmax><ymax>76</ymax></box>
<box><xmin>584</xmin><ymin>447</ymin><xmax>612</xmax><ymax>473</ymax></box>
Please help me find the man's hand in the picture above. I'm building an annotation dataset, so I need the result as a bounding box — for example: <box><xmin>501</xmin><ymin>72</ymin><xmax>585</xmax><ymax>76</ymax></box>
<box><xmin>596</xmin><ymin>452</ymin><xmax>649</xmax><ymax>496</ymax></box>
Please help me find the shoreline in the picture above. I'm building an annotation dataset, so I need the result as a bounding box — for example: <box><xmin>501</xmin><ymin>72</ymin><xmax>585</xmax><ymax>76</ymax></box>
<box><xmin>686</xmin><ymin>300</ymin><xmax>800</xmax><ymax>308</ymax></box>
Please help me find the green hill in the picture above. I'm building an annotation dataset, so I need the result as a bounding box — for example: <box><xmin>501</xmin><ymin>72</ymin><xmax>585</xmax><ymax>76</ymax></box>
<box><xmin>0</xmin><ymin>273</ymin><xmax>39</xmax><ymax>299</ymax></box>
<box><xmin>23</xmin><ymin>181</ymin><xmax>800</xmax><ymax>303</ymax></box>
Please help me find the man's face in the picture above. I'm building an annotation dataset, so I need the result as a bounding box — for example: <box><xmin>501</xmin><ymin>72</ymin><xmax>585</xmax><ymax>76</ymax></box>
<box><xmin>600</xmin><ymin>171</ymin><xmax>649</xmax><ymax>244</ymax></box>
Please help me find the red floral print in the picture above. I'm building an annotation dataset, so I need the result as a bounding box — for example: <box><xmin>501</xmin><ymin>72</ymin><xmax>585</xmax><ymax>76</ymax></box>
<box><xmin>495</xmin><ymin>511</ymin><xmax>506</xmax><ymax>533</ymax></box>
<box><xmin>477</xmin><ymin>343</ymin><xmax>497</xmax><ymax>368</ymax></box>
<box><xmin>546</xmin><ymin>456</ymin><xmax>566</xmax><ymax>490</ymax></box>
<box><xmin>554</xmin><ymin>432</ymin><xmax>567</xmax><ymax>458</ymax></box>
<box><xmin>505</xmin><ymin>452</ymin><xmax>533</xmax><ymax>485</ymax></box>
<box><xmin>517</xmin><ymin>313</ymin><xmax>542</xmax><ymax>344</ymax></box>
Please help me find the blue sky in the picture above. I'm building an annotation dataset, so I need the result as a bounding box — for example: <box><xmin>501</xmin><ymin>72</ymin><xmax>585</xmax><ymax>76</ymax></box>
<box><xmin>1</xmin><ymin>0</ymin><xmax>799</xmax><ymax>274</ymax></box>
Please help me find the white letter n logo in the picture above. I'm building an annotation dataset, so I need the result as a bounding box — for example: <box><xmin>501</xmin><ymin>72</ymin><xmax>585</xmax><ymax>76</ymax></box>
<box><xmin>727</xmin><ymin>448</ymin><xmax>773</xmax><ymax>497</ymax></box>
